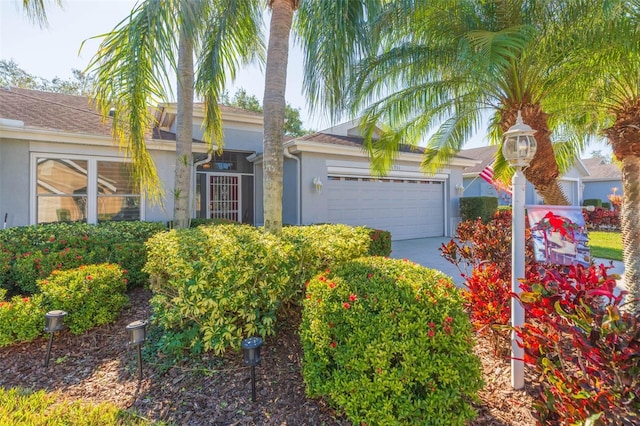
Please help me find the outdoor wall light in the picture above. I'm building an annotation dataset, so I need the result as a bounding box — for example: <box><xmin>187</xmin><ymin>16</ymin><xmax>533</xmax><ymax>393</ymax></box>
<box><xmin>126</xmin><ymin>319</ymin><xmax>147</xmax><ymax>380</ymax></box>
<box><xmin>312</xmin><ymin>177</ymin><xmax>323</xmax><ymax>194</ymax></box>
<box><xmin>502</xmin><ymin>110</ymin><xmax>537</xmax><ymax>168</ymax></box>
<box><xmin>241</xmin><ymin>336</ymin><xmax>263</xmax><ymax>402</ymax></box>
<box><xmin>44</xmin><ymin>310</ymin><xmax>67</xmax><ymax>368</ymax></box>
<box><xmin>455</xmin><ymin>183</ymin><xmax>465</xmax><ymax>196</ymax></box>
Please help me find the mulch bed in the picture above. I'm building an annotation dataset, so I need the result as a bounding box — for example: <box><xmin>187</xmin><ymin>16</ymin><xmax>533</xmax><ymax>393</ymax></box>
<box><xmin>0</xmin><ymin>288</ymin><xmax>539</xmax><ymax>425</ymax></box>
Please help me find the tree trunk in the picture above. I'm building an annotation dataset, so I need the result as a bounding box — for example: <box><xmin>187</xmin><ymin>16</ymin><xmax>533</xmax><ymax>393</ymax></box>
<box><xmin>501</xmin><ymin>105</ymin><xmax>570</xmax><ymax>206</ymax></box>
<box><xmin>605</xmin><ymin>102</ymin><xmax>640</xmax><ymax>312</ymax></box>
<box><xmin>173</xmin><ymin>31</ymin><xmax>194</xmax><ymax>229</ymax></box>
<box><xmin>263</xmin><ymin>0</ymin><xmax>294</xmax><ymax>233</ymax></box>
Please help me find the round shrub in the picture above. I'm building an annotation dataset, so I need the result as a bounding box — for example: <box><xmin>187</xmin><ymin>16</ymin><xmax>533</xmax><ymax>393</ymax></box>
<box><xmin>144</xmin><ymin>224</ymin><xmax>295</xmax><ymax>355</ymax></box>
<box><xmin>301</xmin><ymin>257</ymin><xmax>483</xmax><ymax>425</ymax></box>
<box><xmin>0</xmin><ymin>290</ymin><xmax>45</xmax><ymax>347</ymax></box>
<box><xmin>38</xmin><ymin>263</ymin><xmax>128</xmax><ymax>334</ymax></box>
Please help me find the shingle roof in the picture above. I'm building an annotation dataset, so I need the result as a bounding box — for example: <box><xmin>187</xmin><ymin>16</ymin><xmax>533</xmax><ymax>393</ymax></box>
<box><xmin>0</xmin><ymin>87</ymin><xmax>113</xmax><ymax>136</ymax></box>
<box><xmin>296</xmin><ymin>132</ymin><xmax>426</xmax><ymax>154</ymax></box>
<box><xmin>581</xmin><ymin>157</ymin><xmax>621</xmax><ymax>180</ymax></box>
<box><xmin>459</xmin><ymin>146</ymin><xmax>498</xmax><ymax>173</ymax></box>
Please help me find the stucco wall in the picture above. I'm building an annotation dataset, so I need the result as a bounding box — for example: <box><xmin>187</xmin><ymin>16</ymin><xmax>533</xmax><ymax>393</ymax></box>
<box><xmin>0</xmin><ymin>139</ymin><xmax>30</xmax><ymax>227</ymax></box>
<box><xmin>583</xmin><ymin>180</ymin><xmax>622</xmax><ymax>204</ymax></box>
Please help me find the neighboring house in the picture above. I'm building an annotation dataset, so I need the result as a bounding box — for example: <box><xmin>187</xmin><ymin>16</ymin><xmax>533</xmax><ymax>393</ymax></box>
<box><xmin>0</xmin><ymin>88</ymin><xmax>475</xmax><ymax>240</ymax></box>
<box><xmin>460</xmin><ymin>146</ymin><xmax>588</xmax><ymax>206</ymax></box>
<box><xmin>580</xmin><ymin>157</ymin><xmax>622</xmax><ymax>204</ymax></box>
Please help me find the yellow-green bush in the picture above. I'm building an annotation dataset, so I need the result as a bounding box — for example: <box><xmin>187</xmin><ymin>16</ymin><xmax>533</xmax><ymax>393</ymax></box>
<box><xmin>0</xmin><ymin>290</ymin><xmax>44</xmax><ymax>347</ymax></box>
<box><xmin>144</xmin><ymin>225</ymin><xmax>295</xmax><ymax>355</ymax></box>
<box><xmin>280</xmin><ymin>224</ymin><xmax>372</xmax><ymax>298</ymax></box>
<box><xmin>38</xmin><ymin>264</ymin><xmax>128</xmax><ymax>334</ymax></box>
<box><xmin>301</xmin><ymin>257</ymin><xmax>483</xmax><ymax>425</ymax></box>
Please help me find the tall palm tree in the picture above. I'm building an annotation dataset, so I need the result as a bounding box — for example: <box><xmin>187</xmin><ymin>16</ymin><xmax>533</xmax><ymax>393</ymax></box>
<box><xmin>85</xmin><ymin>0</ymin><xmax>264</xmax><ymax>228</ymax></box>
<box><xmin>261</xmin><ymin>0</ymin><xmax>383</xmax><ymax>232</ymax></box>
<box><xmin>20</xmin><ymin>0</ymin><xmax>60</xmax><ymax>26</ymax></box>
<box><xmin>350</xmin><ymin>0</ymin><xmax>615</xmax><ymax>206</ymax></box>
<box><xmin>565</xmin><ymin>1</ymin><xmax>640</xmax><ymax>310</ymax></box>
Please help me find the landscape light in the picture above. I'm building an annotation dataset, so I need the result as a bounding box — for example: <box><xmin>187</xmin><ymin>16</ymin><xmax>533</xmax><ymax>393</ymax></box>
<box><xmin>126</xmin><ymin>320</ymin><xmax>147</xmax><ymax>380</ymax></box>
<box><xmin>241</xmin><ymin>337</ymin><xmax>263</xmax><ymax>402</ymax></box>
<box><xmin>44</xmin><ymin>310</ymin><xmax>67</xmax><ymax>368</ymax></box>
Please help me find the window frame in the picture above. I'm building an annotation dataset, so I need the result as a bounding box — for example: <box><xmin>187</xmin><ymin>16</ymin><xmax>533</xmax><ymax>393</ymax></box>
<box><xmin>30</xmin><ymin>152</ymin><xmax>144</xmax><ymax>224</ymax></box>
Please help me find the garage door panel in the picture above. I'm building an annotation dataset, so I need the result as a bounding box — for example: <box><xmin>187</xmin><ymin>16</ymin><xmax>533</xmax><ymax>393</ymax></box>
<box><xmin>326</xmin><ymin>178</ymin><xmax>444</xmax><ymax>240</ymax></box>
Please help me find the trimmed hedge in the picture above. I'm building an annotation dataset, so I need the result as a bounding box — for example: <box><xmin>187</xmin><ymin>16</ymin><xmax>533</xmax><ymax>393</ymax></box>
<box><xmin>301</xmin><ymin>257</ymin><xmax>483</xmax><ymax>425</ymax></box>
<box><xmin>460</xmin><ymin>196</ymin><xmax>498</xmax><ymax>223</ymax></box>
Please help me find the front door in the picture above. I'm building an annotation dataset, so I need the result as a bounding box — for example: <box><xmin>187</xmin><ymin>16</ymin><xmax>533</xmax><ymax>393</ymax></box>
<box><xmin>208</xmin><ymin>174</ymin><xmax>240</xmax><ymax>221</ymax></box>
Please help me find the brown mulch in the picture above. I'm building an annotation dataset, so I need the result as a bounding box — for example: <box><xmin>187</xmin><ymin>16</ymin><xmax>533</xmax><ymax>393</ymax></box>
<box><xmin>0</xmin><ymin>288</ymin><xmax>538</xmax><ymax>425</ymax></box>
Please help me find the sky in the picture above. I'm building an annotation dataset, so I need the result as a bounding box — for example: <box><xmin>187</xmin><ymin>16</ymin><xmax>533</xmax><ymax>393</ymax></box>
<box><xmin>0</xmin><ymin>0</ymin><xmax>609</xmax><ymax>155</ymax></box>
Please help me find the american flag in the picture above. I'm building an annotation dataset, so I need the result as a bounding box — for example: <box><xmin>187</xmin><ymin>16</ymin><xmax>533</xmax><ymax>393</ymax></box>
<box><xmin>479</xmin><ymin>164</ymin><xmax>512</xmax><ymax>195</ymax></box>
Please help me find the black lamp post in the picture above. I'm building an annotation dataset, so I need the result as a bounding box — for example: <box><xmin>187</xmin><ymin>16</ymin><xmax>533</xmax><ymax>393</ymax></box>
<box><xmin>44</xmin><ymin>310</ymin><xmax>67</xmax><ymax>367</ymax></box>
<box><xmin>241</xmin><ymin>337</ymin><xmax>263</xmax><ymax>402</ymax></box>
<box><xmin>126</xmin><ymin>320</ymin><xmax>147</xmax><ymax>380</ymax></box>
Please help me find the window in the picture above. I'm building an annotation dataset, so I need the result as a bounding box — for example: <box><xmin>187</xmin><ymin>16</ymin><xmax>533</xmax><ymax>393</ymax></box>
<box><xmin>33</xmin><ymin>154</ymin><xmax>141</xmax><ymax>224</ymax></box>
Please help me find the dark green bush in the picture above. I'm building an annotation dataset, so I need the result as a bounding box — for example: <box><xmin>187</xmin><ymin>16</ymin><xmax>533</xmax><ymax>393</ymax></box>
<box><xmin>106</xmin><ymin>242</ymin><xmax>148</xmax><ymax>290</ymax></box>
<box><xmin>367</xmin><ymin>228</ymin><xmax>392</xmax><ymax>256</ymax></box>
<box><xmin>601</xmin><ymin>202</ymin><xmax>611</xmax><ymax>210</ymax></box>
<box><xmin>144</xmin><ymin>225</ymin><xmax>294</xmax><ymax>355</ymax></box>
<box><xmin>301</xmin><ymin>257</ymin><xmax>483</xmax><ymax>425</ymax></box>
<box><xmin>460</xmin><ymin>196</ymin><xmax>498</xmax><ymax>223</ymax></box>
<box><xmin>38</xmin><ymin>263</ymin><xmax>128</xmax><ymax>334</ymax></box>
<box><xmin>13</xmin><ymin>248</ymin><xmax>88</xmax><ymax>294</ymax></box>
<box><xmin>583</xmin><ymin>198</ymin><xmax>603</xmax><ymax>207</ymax></box>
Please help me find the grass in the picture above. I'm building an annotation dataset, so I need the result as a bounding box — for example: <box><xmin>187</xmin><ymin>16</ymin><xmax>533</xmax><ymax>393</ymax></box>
<box><xmin>0</xmin><ymin>387</ymin><xmax>161</xmax><ymax>426</ymax></box>
<box><xmin>589</xmin><ymin>231</ymin><xmax>623</xmax><ymax>261</ymax></box>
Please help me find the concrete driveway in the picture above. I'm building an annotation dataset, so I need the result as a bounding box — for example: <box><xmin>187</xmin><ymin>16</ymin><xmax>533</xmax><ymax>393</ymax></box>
<box><xmin>390</xmin><ymin>237</ymin><xmax>626</xmax><ymax>291</ymax></box>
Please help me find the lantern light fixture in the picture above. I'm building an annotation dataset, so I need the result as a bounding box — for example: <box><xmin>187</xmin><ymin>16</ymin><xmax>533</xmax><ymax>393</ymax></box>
<box><xmin>502</xmin><ymin>110</ymin><xmax>537</xmax><ymax>168</ymax></box>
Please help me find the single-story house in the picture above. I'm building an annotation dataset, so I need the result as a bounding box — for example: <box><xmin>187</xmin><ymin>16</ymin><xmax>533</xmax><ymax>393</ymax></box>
<box><xmin>0</xmin><ymin>87</ymin><xmax>475</xmax><ymax>240</ymax></box>
<box><xmin>460</xmin><ymin>146</ymin><xmax>588</xmax><ymax>206</ymax></box>
<box><xmin>580</xmin><ymin>157</ymin><xmax>622</xmax><ymax>204</ymax></box>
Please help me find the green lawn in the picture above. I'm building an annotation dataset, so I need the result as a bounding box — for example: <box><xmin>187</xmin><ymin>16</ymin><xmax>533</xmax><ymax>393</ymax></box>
<box><xmin>589</xmin><ymin>231</ymin><xmax>623</xmax><ymax>261</ymax></box>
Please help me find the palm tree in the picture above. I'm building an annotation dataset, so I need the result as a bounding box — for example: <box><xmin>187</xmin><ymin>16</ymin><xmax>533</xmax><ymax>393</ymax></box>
<box><xmin>85</xmin><ymin>0</ymin><xmax>264</xmax><ymax>228</ymax></box>
<box><xmin>19</xmin><ymin>0</ymin><xmax>60</xmax><ymax>26</ymax></box>
<box><xmin>349</xmin><ymin>0</ymin><xmax>616</xmax><ymax>206</ymax></box>
<box><xmin>565</xmin><ymin>1</ymin><xmax>640</xmax><ymax>310</ymax></box>
<box><xmin>261</xmin><ymin>0</ymin><xmax>382</xmax><ymax>232</ymax></box>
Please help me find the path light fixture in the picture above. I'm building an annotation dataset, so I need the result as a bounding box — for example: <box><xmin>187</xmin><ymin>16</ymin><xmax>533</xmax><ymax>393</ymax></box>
<box><xmin>44</xmin><ymin>310</ymin><xmax>67</xmax><ymax>367</ymax></box>
<box><xmin>126</xmin><ymin>320</ymin><xmax>147</xmax><ymax>380</ymax></box>
<box><xmin>241</xmin><ymin>336</ymin><xmax>263</xmax><ymax>402</ymax></box>
<box><xmin>502</xmin><ymin>110</ymin><xmax>536</xmax><ymax>390</ymax></box>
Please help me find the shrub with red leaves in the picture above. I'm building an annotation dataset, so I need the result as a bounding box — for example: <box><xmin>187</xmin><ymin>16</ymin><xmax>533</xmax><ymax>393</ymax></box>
<box><xmin>516</xmin><ymin>264</ymin><xmax>640</xmax><ymax>425</ymax></box>
<box><xmin>582</xmin><ymin>207</ymin><xmax>620</xmax><ymax>230</ymax></box>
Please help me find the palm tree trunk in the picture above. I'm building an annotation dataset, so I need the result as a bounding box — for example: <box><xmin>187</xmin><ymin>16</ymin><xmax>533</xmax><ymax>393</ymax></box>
<box><xmin>174</xmin><ymin>31</ymin><xmax>194</xmax><ymax>229</ymax></box>
<box><xmin>263</xmin><ymin>0</ymin><xmax>295</xmax><ymax>233</ymax></box>
<box><xmin>502</xmin><ymin>106</ymin><xmax>570</xmax><ymax>206</ymax></box>
<box><xmin>619</xmin><ymin>155</ymin><xmax>640</xmax><ymax>312</ymax></box>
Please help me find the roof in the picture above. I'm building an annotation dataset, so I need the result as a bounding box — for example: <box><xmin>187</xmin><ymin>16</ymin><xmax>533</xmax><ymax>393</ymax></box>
<box><xmin>581</xmin><ymin>157</ymin><xmax>621</xmax><ymax>181</ymax></box>
<box><xmin>0</xmin><ymin>86</ymin><xmax>113</xmax><ymax>137</ymax></box>
<box><xmin>458</xmin><ymin>146</ymin><xmax>499</xmax><ymax>173</ymax></box>
<box><xmin>296</xmin><ymin>132</ymin><xmax>424</xmax><ymax>154</ymax></box>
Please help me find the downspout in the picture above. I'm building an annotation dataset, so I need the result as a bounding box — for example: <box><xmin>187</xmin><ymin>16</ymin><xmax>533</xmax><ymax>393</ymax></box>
<box><xmin>284</xmin><ymin>145</ymin><xmax>301</xmax><ymax>225</ymax></box>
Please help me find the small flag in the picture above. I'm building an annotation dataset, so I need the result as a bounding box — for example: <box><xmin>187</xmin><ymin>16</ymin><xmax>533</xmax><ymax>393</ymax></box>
<box><xmin>479</xmin><ymin>164</ymin><xmax>512</xmax><ymax>195</ymax></box>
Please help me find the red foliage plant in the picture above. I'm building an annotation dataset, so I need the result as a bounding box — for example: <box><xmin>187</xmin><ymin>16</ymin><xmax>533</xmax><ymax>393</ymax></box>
<box><xmin>516</xmin><ymin>264</ymin><xmax>640</xmax><ymax>425</ymax></box>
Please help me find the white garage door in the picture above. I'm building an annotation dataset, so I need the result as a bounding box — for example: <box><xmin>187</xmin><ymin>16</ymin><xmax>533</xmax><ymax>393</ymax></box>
<box><xmin>326</xmin><ymin>177</ymin><xmax>444</xmax><ymax>240</ymax></box>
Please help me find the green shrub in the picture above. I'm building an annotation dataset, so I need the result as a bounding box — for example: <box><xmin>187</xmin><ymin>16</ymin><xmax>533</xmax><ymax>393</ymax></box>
<box><xmin>38</xmin><ymin>264</ymin><xmax>128</xmax><ymax>334</ymax></box>
<box><xmin>301</xmin><ymin>257</ymin><xmax>483</xmax><ymax>425</ymax></box>
<box><xmin>107</xmin><ymin>242</ymin><xmax>149</xmax><ymax>289</ymax></box>
<box><xmin>0</xmin><ymin>290</ymin><xmax>44</xmax><ymax>347</ymax></box>
<box><xmin>583</xmin><ymin>198</ymin><xmax>603</xmax><ymax>207</ymax></box>
<box><xmin>189</xmin><ymin>217</ymin><xmax>238</xmax><ymax>227</ymax></box>
<box><xmin>279</xmin><ymin>224</ymin><xmax>372</xmax><ymax>299</ymax></box>
<box><xmin>460</xmin><ymin>196</ymin><xmax>498</xmax><ymax>223</ymax></box>
<box><xmin>601</xmin><ymin>202</ymin><xmax>611</xmax><ymax>210</ymax></box>
<box><xmin>367</xmin><ymin>228</ymin><xmax>392</xmax><ymax>256</ymax></box>
<box><xmin>144</xmin><ymin>225</ymin><xmax>294</xmax><ymax>355</ymax></box>
<box><xmin>13</xmin><ymin>248</ymin><xmax>87</xmax><ymax>295</ymax></box>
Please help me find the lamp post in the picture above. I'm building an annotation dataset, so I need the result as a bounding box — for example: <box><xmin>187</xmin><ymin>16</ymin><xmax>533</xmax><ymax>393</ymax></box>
<box><xmin>241</xmin><ymin>337</ymin><xmax>263</xmax><ymax>402</ymax></box>
<box><xmin>501</xmin><ymin>110</ymin><xmax>537</xmax><ymax>390</ymax></box>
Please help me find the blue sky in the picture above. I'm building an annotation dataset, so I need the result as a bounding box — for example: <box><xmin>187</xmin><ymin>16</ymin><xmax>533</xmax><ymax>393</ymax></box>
<box><xmin>0</xmin><ymin>0</ymin><xmax>609</xmax><ymax>156</ymax></box>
